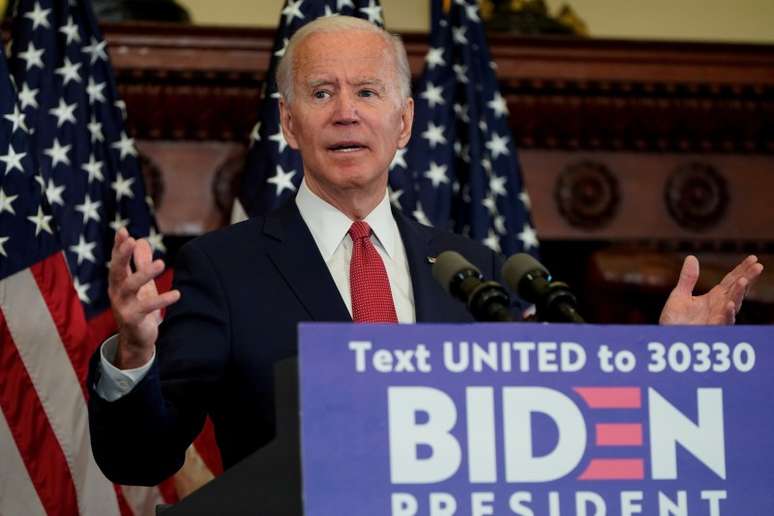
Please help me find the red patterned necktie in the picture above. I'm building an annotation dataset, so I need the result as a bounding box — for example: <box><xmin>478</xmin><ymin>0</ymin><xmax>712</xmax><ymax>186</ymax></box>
<box><xmin>348</xmin><ymin>220</ymin><xmax>398</xmax><ymax>323</ymax></box>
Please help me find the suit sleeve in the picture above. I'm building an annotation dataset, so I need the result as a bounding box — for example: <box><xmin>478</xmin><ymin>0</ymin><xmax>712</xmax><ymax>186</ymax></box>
<box><xmin>87</xmin><ymin>240</ymin><xmax>231</xmax><ymax>486</ymax></box>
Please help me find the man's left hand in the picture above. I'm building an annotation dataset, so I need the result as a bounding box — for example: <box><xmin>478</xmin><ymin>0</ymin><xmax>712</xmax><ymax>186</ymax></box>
<box><xmin>660</xmin><ymin>255</ymin><xmax>764</xmax><ymax>325</ymax></box>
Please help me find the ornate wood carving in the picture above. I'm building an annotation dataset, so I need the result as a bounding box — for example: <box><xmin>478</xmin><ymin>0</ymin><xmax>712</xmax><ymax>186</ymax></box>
<box><xmin>664</xmin><ymin>162</ymin><xmax>729</xmax><ymax>232</ymax></box>
<box><xmin>99</xmin><ymin>23</ymin><xmax>774</xmax><ymax>154</ymax></box>
<box><xmin>104</xmin><ymin>24</ymin><xmax>774</xmax><ymax>238</ymax></box>
<box><xmin>554</xmin><ymin>160</ymin><xmax>619</xmax><ymax>229</ymax></box>
<box><xmin>7</xmin><ymin>22</ymin><xmax>768</xmax><ymax>320</ymax></box>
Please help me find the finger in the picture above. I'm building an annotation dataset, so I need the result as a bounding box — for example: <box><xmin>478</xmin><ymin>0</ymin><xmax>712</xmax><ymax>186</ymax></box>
<box><xmin>136</xmin><ymin>289</ymin><xmax>181</xmax><ymax>315</ymax></box>
<box><xmin>708</xmin><ymin>300</ymin><xmax>736</xmax><ymax>325</ymax></box>
<box><xmin>673</xmin><ymin>255</ymin><xmax>700</xmax><ymax>296</ymax></box>
<box><xmin>743</xmin><ymin>261</ymin><xmax>764</xmax><ymax>286</ymax></box>
<box><xmin>121</xmin><ymin>259</ymin><xmax>166</xmax><ymax>296</ymax></box>
<box><xmin>112</xmin><ymin>227</ymin><xmax>129</xmax><ymax>254</ymax></box>
<box><xmin>133</xmin><ymin>238</ymin><xmax>154</xmax><ymax>269</ymax></box>
<box><xmin>743</xmin><ymin>263</ymin><xmax>765</xmax><ymax>301</ymax></box>
<box><xmin>108</xmin><ymin>235</ymin><xmax>136</xmax><ymax>286</ymax></box>
<box><xmin>728</xmin><ymin>276</ymin><xmax>749</xmax><ymax>313</ymax></box>
<box><xmin>719</xmin><ymin>255</ymin><xmax>758</xmax><ymax>290</ymax></box>
<box><xmin>724</xmin><ymin>301</ymin><xmax>736</xmax><ymax>324</ymax></box>
<box><xmin>125</xmin><ymin>290</ymin><xmax>180</xmax><ymax>325</ymax></box>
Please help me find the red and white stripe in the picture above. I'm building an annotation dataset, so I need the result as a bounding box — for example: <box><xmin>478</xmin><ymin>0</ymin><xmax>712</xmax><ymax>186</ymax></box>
<box><xmin>0</xmin><ymin>252</ymin><xmax>172</xmax><ymax>515</ymax></box>
<box><xmin>0</xmin><ymin>409</ymin><xmax>47</xmax><ymax>516</ymax></box>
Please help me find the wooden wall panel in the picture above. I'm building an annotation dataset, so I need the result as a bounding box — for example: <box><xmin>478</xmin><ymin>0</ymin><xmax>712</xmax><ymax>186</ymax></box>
<box><xmin>97</xmin><ymin>23</ymin><xmax>773</xmax><ymax>322</ymax></box>
<box><xmin>520</xmin><ymin>151</ymin><xmax>774</xmax><ymax>240</ymax></box>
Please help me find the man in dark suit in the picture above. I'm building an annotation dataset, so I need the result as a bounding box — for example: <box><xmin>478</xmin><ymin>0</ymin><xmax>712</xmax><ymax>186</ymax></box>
<box><xmin>87</xmin><ymin>16</ymin><xmax>763</xmax><ymax>486</ymax></box>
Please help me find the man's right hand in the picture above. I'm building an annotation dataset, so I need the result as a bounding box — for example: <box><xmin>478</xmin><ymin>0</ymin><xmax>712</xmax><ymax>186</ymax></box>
<box><xmin>108</xmin><ymin>227</ymin><xmax>180</xmax><ymax>369</ymax></box>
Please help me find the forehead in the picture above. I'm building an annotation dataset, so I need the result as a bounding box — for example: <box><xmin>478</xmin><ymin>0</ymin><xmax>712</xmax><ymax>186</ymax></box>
<box><xmin>293</xmin><ymin>30</ymin><xmax>396</xmax><ymax>83</ymax></box>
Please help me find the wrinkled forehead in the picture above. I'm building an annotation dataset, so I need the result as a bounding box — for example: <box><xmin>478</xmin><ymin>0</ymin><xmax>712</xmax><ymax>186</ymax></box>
<box><xmin>292</xmin><ymin>30</ymin><xmax>398</xmax><ymax>87</ymax></box>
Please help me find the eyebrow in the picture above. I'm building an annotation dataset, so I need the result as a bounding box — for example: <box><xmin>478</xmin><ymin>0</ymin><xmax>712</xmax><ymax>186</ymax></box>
<box><xmin>355</xmin><ymin>80</ymin><xmax>388</xmax><ymax>92</ymax></box>
<box><xmin>305</xmin><ymin>77</ymin><xmax>387</xmax><ymax>90</ymax></box>
<box><xmin>307</xmin><ymin>78</ymin><xmax>333</xmax><ymax>89</ymax></box>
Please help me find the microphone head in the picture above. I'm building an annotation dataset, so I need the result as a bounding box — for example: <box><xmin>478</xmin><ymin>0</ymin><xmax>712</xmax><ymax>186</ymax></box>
<box><xmin>432</xmin><ymin>251</ymin><xmax>481</xmax><ymax>294</ymax></box>
<box><xmin>501</xmin><ymin>253</ymin><xmax>549</xmax><ymax>296</ymax></box>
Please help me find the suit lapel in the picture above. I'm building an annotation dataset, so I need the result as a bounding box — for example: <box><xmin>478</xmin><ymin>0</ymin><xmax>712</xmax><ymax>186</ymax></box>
<box><xmin>394</xmin><ymin>208</ymin><xmax>471</xmax><ymax>323</ymax></box>
<box><xmin>263</xmin><ymin>200</ymin><xmax>352</xmax><ymax>323</ymax></box>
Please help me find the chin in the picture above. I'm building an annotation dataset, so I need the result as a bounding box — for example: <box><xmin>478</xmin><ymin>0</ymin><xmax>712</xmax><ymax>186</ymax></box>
<box><xmin>330</xmin><ymin>169</ymin><xmax>386</xmax><ymax>192</ymax></box>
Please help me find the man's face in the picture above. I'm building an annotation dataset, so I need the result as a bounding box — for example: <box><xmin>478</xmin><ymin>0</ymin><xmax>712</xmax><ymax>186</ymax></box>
<box><xmin>279</xmin><ymin>30</ymin><xmax>413</xmax><ymax>198</ymax></box>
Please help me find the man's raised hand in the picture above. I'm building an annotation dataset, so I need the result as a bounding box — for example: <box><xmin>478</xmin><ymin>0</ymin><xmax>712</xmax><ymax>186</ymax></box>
<box><xmin>108</xmin><ymin>227</ymin><xmax>180</xmax><ymax>369</ymax></box>
<box><xmin>659</xmin><ymin>255</ymin><xmax>763</xmax><ymax>325</ymax></box>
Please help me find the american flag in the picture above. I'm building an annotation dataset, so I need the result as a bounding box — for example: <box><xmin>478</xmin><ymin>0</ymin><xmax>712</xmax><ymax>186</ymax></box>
<box><xmin>0</xmin><ymin>40</ymin><xmax>86</xmax><ymax>516</ymax></box>
<box><xmin>397</xmin><ymin>0</ymin><xmax>539</xmax><ymax>257</ymax></box>
<box><xmin>237</xmin><ymin>0</ymin><xmax>537</xmax><ymax>258</ymax></box>
<box><xmin>2</xmin><ymin>0</ymin><xmax>178</xmax><ymax>513</ymax></box>
<box><xmin>235</xmin><ymin>0</ymin><xmax>385</xmax><ymax>220</ymax></box>
<box><xmin>0</xmin><ymin>41</ymin><xmax>127</xmax><ymax>516</ymax></box>
<box><xmin>8</xmin><ymin>0</ymin><xmax>166</xmax><ymax>326</ymax></box>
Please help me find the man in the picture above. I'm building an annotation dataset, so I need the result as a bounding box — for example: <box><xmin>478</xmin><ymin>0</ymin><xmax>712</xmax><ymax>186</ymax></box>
<box><xmin>88</xmin><ymin>16</ymin><xmax>763</xmax><ymax>486</ymax></box>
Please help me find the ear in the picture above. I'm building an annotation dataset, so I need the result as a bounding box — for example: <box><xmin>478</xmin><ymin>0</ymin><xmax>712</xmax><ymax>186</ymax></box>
<box><xmin>397</xmin><ymin>97</ymin><xmax>414</xmax><ymax>148</ymax></box>
<box><xmin>278</xmin><ymin>97</ymin><xmax>300</xmax><ymax>150</ymax></box>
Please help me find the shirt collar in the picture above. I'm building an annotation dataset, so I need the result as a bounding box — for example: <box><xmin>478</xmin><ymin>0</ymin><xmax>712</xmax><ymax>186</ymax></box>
<box><xmin>296</xmin><ymin>179</ymin><xmax>398</xmax><ymax>262</ymax></box>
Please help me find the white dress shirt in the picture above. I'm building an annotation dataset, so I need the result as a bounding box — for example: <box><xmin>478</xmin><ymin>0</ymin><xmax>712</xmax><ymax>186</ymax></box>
<box><xmin>295</xmin><ymin>179</ymin><xmax>415</xmax><ymax>323</ymax></box>
<box><xmin>97</xmin><ymin>180</ymin><xmax>415</xmax><ymax>401</ymax></box>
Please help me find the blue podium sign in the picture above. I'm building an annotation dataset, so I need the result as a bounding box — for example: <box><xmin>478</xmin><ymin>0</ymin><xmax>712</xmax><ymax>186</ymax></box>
<box><xmin>297</xmin><ymin>323</ymin><xmax>774</xmax><ymax>515</ymax></box>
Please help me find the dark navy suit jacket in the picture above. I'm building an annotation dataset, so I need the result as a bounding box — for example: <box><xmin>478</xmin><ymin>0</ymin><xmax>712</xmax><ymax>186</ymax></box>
<box><xmin>87</xmin><ymin>199</ymin><xmax>505</xmax><ymax>485</ymax></box>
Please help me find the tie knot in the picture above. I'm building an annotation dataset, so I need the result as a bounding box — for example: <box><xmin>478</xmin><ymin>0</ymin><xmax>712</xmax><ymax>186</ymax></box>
<box><xmin>348</xmin><ymin>220</ymin><xmax>371</xmax><ymax>241</ymax></box>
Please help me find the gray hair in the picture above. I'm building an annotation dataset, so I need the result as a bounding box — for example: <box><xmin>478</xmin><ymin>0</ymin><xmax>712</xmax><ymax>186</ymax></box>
<box><xmin>275</xmin><ymin>15</ymin><xmax>411</xmax><ymax>105</ymax></box>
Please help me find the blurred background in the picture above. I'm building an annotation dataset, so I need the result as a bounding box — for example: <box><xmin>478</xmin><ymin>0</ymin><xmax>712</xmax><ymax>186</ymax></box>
<box><xmin>5</xmin><ymin>0</ymin><xmax>774</xmax><ymax>41</ymax></box>
<box><xmin>1</xmin><ymin>2</ymin><xmax>772</xmax><ymax>514</ymax></box>
<box><xmin>3</xmin><ymin>0</ymin><xmax>772</xmax><ymax>326</ymax></box>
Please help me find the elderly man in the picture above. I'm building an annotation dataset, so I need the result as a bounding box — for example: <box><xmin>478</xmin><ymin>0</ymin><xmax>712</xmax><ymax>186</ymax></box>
<box><xmin>88</xmin><ymin>16</ymin><xmax>762</xmax><ymax>485</ymax></box>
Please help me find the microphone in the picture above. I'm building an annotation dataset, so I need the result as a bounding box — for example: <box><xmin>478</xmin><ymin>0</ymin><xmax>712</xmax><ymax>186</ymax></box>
<box><xmin>432</xmin><ymin>251</ymin><xmax>514</xmax><ymax>322</ymax></box>
<box><xmin>501</xmin><ymin>254</ymin><xmax>585</xmax><ymax>323</ymax></box>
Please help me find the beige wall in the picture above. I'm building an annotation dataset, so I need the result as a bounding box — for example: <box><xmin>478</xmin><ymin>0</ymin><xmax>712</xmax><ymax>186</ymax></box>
<box><xmin>545</xmin><ymin>0</ymin><xmax>774</xmax><ymax>43</ymax></box>
<box><xmin>177</xmin><ymin>0</ymin><xmax>429</xmax><ymax>31</ymax></box>
<box><xmin>178</xmin><ymin>0</ymin><xmax>774</xmax><ymax>43</ymax></box>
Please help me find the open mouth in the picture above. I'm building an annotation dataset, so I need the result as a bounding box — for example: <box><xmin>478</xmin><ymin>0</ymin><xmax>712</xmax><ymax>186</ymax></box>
<box><xmin>328</xmin><ymin>142</ymin><xmax>367</xmax><ymax>153</ymax></box>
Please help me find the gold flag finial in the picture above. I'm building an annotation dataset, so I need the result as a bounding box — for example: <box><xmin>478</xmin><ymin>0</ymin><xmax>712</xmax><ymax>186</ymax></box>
<box><xmin>443</xmin><ymin>0</ymin><xmax>452</xmax><ymax>14</ymax></box>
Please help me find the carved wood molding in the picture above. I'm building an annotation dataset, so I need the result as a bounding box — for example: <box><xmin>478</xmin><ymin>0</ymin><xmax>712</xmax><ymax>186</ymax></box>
<box><xmin>100</xmin><ymin>23</ymin><xmax>774</xmax><ymax>152</ymax></box>
<box><xmin>4</xmin><ymin>22</ymin><xmax>772</xmax><ymax>320</ymax></box>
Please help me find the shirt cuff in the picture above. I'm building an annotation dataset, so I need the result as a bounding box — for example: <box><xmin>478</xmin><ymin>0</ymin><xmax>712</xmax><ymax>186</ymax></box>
<box><xmin>95</xmin><ymin>335</ymin><xmax>156</xmax><ymax>402</ymax></box>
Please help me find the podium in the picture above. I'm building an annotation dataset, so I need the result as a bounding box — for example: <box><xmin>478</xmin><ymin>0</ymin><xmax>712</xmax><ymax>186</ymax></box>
<box><xmin>162</xmin><ymin>323</ymin><xmax>774</xmax><ymax>515</ymax></box>
<box><xmin>163</xmin><ymin>359</ymin><xmax>302</xmax><ymax>515</ymax></box>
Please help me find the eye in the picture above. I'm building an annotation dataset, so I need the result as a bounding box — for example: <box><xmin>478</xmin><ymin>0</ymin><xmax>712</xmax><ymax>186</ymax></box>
<box><xmin>313</xmin><ymin>90</ymin><xmax>330</xmax><ymax>99</ymax></box>
<box><xmin>358</xmin><ymin>89</ymin><xmax>377</xmax><ymax>98</ymax></box>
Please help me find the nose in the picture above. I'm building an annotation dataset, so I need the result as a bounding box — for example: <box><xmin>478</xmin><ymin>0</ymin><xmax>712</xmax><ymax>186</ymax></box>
<box><xmin>333</xmin><ymin>90</ymin><xmax>359</xmax><ymax>126</ymax></box>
